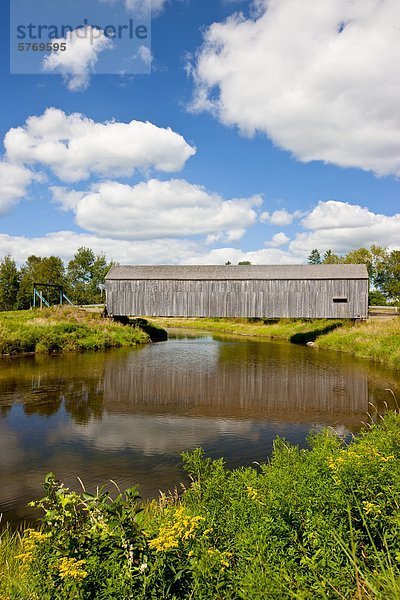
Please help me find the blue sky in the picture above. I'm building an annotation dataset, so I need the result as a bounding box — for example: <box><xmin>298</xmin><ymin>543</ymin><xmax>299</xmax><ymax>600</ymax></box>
<box><xmin>1</xmin><ymin>0</ymin><xmax>400</xmax><ymax>264</ymax></box>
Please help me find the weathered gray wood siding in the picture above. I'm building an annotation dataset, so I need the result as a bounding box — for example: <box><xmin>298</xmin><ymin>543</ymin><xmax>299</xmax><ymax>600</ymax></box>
<box><xmin>106</xmin><ymin>278</ymin><xmax>368</xmax><ymax>319</ymax></box>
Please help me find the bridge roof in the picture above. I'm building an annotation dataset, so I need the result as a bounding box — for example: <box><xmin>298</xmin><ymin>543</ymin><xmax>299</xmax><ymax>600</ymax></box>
<box><xmin>106</xmin><ymin>264</ymin><xmax>369</xmax><ymax>281</ymax></box>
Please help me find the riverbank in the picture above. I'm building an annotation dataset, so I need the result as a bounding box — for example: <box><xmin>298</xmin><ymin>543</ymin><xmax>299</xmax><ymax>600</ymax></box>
<box><xmin>151</xmin><ymin>316</ymin><xmax>400</xmax><ymax>369</ymax></box>
<box><xmin>151</xmin><ymin>316</ymin><xmax>344</xmax><ymax>343</ymax></box>
<box><xmin>0</xmin><ymin>307</ymin><xmax>152</xmax><ymax>355</ymax></box>
<box><xmin>1</xmin><ymin>412</ymin><xmax>399</xmax><ymax>599</ymax></box>
<box><xmin>316</xmin><ymin>317</ymin><xmax>400</xmax><ymax>369</ymax></box>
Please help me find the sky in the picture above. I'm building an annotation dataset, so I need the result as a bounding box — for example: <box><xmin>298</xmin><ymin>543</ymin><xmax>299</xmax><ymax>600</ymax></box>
<box><xmin>1</xmin><ymin>0</ymin><xmax>400</xmax><ymax>265</ymax></box>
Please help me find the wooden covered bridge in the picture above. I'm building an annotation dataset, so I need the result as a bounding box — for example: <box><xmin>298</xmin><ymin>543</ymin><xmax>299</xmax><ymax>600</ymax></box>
<box><xmin>105</xmin><ymin>264</ymin><xmax>369</xmax><ymax>320</ymax></box>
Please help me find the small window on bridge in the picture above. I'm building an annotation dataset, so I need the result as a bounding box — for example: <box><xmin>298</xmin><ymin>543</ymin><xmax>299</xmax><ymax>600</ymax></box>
<box><xmin>333</xmin><ymin>298</ymin><xmax>348</xmax><ymax>303</ymax></box>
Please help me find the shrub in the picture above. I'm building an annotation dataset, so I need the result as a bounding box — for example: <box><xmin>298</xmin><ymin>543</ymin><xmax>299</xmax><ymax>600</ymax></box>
<box><xmin>21</xmin><ymin>473</ymin><xmax>149</xmax><ymax>599</ymax></box>
<box><xmin>4</xmin><ymin>414</ymin><xmax>400</xmax><ymax>599</ymax></box>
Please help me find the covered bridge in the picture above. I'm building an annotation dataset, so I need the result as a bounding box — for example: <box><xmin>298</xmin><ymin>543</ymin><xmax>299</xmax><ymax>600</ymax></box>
<box><xmin>105</xmin><ymin>264</ymin><xmax>369</xmax><ymax>319</ymax></box>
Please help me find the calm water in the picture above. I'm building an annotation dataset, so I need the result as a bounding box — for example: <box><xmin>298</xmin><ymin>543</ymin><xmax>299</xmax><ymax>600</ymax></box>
<box><xmin>0</xmin><ymin>330</ymin><xmax>399</xmax><ymax>525</ymax></box>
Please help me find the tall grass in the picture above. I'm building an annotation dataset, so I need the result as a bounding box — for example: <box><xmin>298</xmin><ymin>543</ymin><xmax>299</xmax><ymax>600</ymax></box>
<box><xmin>0</xmin><ymin>306</ymin><xmax>150</xmax><ymax>355</ymax></box>
<box><xmin>316</xmin><ymin>317</ymin><xmax>400</xmax><ymax>369</ymax></box>
<box><xmin>0</xmin><ymin>526</ymin><xmax>40</xmax><ymax>599</ymax></box>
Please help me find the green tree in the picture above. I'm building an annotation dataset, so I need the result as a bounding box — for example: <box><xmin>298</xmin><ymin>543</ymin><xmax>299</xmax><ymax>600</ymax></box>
<box><xmin>238</xmin><ymin>261</ymin><xmax>252</xmax><ymax>265</ymax></box>
<box><xmin>322</xmin><ymin>250</ymin><xmax>341</xmax><ymax>264</ymax></box>
<box><xmin>369</xmin><ymin>244</ymin><xmax>390</xmax><ymax>288</ymax></box>
<box><xmin>308</xmin><ymin>249</ymin><xmax>322</xmax><ymax>264</ymax></box>
<box><xmin>343</xmin><ymin>245</ymin><xmax>388</xmax><ymax>288</ymax></box>
<box><xmin>0</xmin><ymin>254</ymin><xmax>20</xmax><ymax>311</ymax></box>
<box><xmin>67</xmin><ymin>247</ymin><xmax>111</xmax><ymax>305</ymax></box>
<box><xmin>375</xmin><ymin>249</ymin><xmax>400</xmax><ymax>304</ymax></box>
<box><xmin>17</xmin><ymin>255</ymin><xmax>66</xmax><ymax>309</ymax></box>
<box><xmin>344</xmin><ymin>247</ymin><xmax>372</xmax><ymax>271</ymax></box>
<box><xmin>368</xmin><ymin>290</ymin><xmax>388</xmax><ymax>306</ymax></box>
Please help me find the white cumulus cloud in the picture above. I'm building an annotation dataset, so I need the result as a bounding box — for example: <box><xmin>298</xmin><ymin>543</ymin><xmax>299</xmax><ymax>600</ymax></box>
<box><xmin>0</xmin><ymin>201</ymin><xmax>398</xmax><ymax>266</ymax></box>
<box><xmin>52</xmin><ymin>179</ymin><xmax>261</xmax><ymax>240</ymax></box>
<box><xmin>0</xmin><ymin>162</ymin><xmax>34</xmax><ymax>214</ymax></box>
<box><xmin>42</xmin><ymin>27</ymin><xmax>113</xmax><ymax>91</ymax></box>
<box><xmin>265</xmin><ymin>232</ymin><xmax>290</xmax><ymax>247</ymax></box>
<box><xmin>260</xmin><ymin>208</ymin><xmax>302</xmax><ymax>226</ymax></box>
<box><xmin>4</xmin><ymin>108</ymin><xmax>196</xmax><ymax>183</ymax></box>
<box><xmin>289</xmin><ymin>201</ymin><xmax>400</xmax><ymax>257</ymax></box>
<box><xmin>191</xmin><ymin>0</ymin><xmax>400</xmax><ymax>176</ymax></box>
<box><xmin>0</xmin><ymin>231</ymin><xmax>301</xmax><ymax>266</ymax></box>
<box><xmin>301</xmin><ymin>200</ymin><xmax>383</xmax><ymax>231</ymax></box>
<box><xmin>0</xmin><ymin>231</ymin><xmax>199</xmax><ymax>265</ymax></box>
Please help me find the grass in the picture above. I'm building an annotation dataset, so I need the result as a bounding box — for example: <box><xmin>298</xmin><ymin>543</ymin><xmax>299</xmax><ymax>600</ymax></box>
<box><xmin>316</xmin><ymin>317</ymin><xmax>400</xmax><ymax>369</ymax></box>
<box><xmin>0</xmin><ymin>306</ymin><xmax>151</xmax><ymax>355</ymax></box>
<box><xmin>151</xmin><ymin>316</ymin><xmax>400</xmax><ymax>369</ymax></box>
<box><xmin>1</xmin><ymin>412</ymin><xmax>400</xmax><ymax>599</ymax></box>
<box><xmin>151</xmin><ymin>317</ymin><xmax>345</xmax><ymax>343</ymax></box>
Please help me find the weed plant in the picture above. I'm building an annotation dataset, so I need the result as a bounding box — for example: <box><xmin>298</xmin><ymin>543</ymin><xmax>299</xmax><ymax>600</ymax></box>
<box><xmin>1</xmin><ymin>413</ymin><xmax>400</xmax><ymax>598</ymax></box>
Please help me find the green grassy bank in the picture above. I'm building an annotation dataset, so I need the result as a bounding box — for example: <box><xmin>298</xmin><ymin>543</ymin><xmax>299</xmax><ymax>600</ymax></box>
<box><xmin>1</xmin><ymin>413</ymin><xmax>400</xmax><ymax>599</ymax></box>
<box><xmin>316</xmin><ymin>317</ymin><xmax>400</xmax><ymax>369</ymax></box>
<box><xmin>152</xmin><ymin>317</ymin><xmax>344</xmax><ymax>343</ymax></box>
<box><xmin>151</xmin><ymin>316</ymin><xmax>400</xmax><ymax>369</ymax></box>
<box><xmin>0</xmin><ymin>307</ymin><xmax>151</xmax><ymax>355</ymax></box>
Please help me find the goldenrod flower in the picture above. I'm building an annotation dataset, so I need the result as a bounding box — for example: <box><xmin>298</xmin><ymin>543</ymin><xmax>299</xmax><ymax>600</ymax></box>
<box><xmin>58</xmin><ymin>557</ymin><xmax>88</xmax><ymax>580</ymax></box>
<box><xmin>362</xmin><ymin>501</ymin><xmax>382</xmax><ymax>516</ymax></box>
<box><xmin>15</xmin><ymin>529</ymin><xmax>51</xmax><ymax>568</ymax></box>
<box><xmin>148</xmin><ymin>507</ymin><xmax>205</xmax><ymax>552</ymax></box>
<box><xmin>246</xmin><ymin>486</ymin><xmax>263</xmax><ymax>503</ymax></box>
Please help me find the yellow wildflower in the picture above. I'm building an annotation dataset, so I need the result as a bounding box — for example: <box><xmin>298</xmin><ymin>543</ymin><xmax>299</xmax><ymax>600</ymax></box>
<box><xmin>15</xmin><ymin>529</ymin><xmax>51</xmax><ymax>567</ymax></box>
<box><xmin>148</xmin><ymin>507</ymin><xmax>205</xmax><ymax>552</ymax></box>
<box><xmin>58</xmin><ymin>557</ymin><xmax>88</xmax><ymax>580</ymax></box>
<box><xmin>202</xmin><ymin>528</ymin><xmax>213</xmax><ymax>537</ymax></box>
<box><xmin>328</xmin><ymin>458</ymin><xmax>337</xmax><ymax>471</ymax></box>
<box><xmin>363</xmin><ymin>501</ymin><xmax>382</xmax><ymax>516</ymax></box>
<box><xmin>246</xmin><ymin>486</ymin><xmax>262</xmax><ymax>502</ymax></box>
<box><xmin>207</xmin><ymin>548</ymin><xmax>233</xmax><ymax>570</ymax></box>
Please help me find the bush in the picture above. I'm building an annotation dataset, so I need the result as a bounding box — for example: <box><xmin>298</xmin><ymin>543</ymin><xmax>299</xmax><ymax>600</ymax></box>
<box><xmin>3</xmin><ymin>414</ymin><xmax>400</xmax><ymax>599</ymax></box>
<box><xmin>18</xmin><ymin>474</ymin><xmax>148</xmax><ymax>600</ymax></box>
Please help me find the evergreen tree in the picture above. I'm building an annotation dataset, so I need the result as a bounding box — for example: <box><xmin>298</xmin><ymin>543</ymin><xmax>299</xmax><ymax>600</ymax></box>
<box><xmin>308</xmin><ymin>249</ymin><xmax>321</xmax><ymax>264</ymax></box>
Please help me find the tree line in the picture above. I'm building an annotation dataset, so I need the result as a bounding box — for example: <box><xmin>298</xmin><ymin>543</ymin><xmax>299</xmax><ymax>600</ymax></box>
<box><xmin>308</xmin><ymin>245</ymin><xmax>400</xmax><ymax>305</ymax></box>
<box><xmin>0</xmin><ymin>247</ymin><xmax>114</xmax><ymax>311</ymax></box>
<box><xmin>0</xmin><ymin>244</ymin><xmax>398</xmax><ymax>312</ymax></box>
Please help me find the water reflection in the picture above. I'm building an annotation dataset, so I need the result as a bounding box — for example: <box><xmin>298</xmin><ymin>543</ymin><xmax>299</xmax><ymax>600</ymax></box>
<box><xmin>103</xmin><ymin>336</ymin><xmax>370</xmax><ymax>424</ymax></box>
<box><xmin>0</xmin><ymin>331</ymin><xmax>399</xmax><ymax>525</ymax></box>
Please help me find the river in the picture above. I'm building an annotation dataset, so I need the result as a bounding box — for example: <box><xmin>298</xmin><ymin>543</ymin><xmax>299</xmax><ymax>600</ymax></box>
<box><xmin>0</xmin><ymin>329</ymin><xmax>399</xmax><ymax>525</ymax></box>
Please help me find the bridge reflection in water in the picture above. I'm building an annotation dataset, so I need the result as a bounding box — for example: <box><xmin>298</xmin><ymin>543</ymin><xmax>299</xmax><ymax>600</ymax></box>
<box><xmin>104</xmin><ymin>332</ymin><xmax>370</xmax><ymax>428</ymax></box>
<box><xmin>0</xmin><ymin>331</ymin><xmax>398</xmax><ymax>525</ymax></box>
